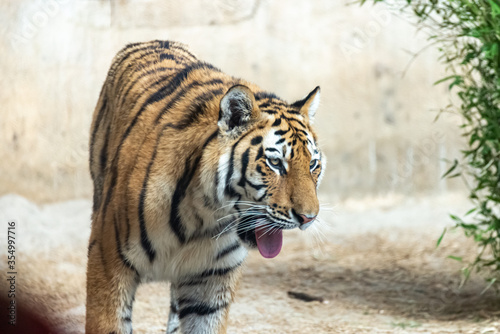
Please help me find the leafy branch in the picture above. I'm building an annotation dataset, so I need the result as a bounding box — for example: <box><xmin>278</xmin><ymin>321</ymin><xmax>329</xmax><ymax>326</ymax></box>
<box><xmin>362</xmin><ymin>0</ymin><xmax>500</xmax><ymax>287</ymax></box>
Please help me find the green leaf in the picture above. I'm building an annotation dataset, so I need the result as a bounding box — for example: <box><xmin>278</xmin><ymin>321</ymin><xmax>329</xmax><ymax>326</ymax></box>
<box><xmin>458</xmin><ymin>222</ymin><xmax>479</xmax><ymax>229</ymax></box>
<box><xmin>434</xmin><ymin>75</ymin><xmax>461</xmax><ymax>86</ymax></box>
<box><xmin>442</xmin><ymin>159</ymin><xmax>459</xmax><ymax>178</ymax></box>
<box><xmin>465</xmin><ymin>208</ymin><xmax>477</xmax><ymax>216</ymax></box>
<box><xmin>489</xmin><ymin>0</ymin><xmax>500</xmax><ymax>17</ymax></box>
<box><xmin>480</xmin><ymin>278</ymin><xmax>497</xmax><ymax>295</ymax></box>
<box><xmin>448</xmin><ymin>255</ymin><xmax>463</xmax><ymax>262</ymax></box>
<box><xmin>437</xmin><ymin>228</ymin><xmax>447</xmax><ymax>247</ymax></box>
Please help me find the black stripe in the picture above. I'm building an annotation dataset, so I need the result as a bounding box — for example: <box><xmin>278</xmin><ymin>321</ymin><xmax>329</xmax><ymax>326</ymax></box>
<box><xmin>275</xmin><ymin>138</ymin><xmax>286</xmax><ymax>145</ymax></box>
<box><xmin>282</xmin><ymin>115</ymin><xmax>306</xmax><ymax>129</ymax></box>
<box><xmin>120</xmin><ymin>67</ymin><xmax>175</xmax><ymax>103</ymax></box>
<box><xmin>251</xmin><ymin>136</ymin><xmax>263</xmax><ymax>145</ymax></box>
<box><xmin>261</xmin><ymin>109</ymin><xmax>278</xmax><ymax>114</ymax></box>
<box><xmin>114</xmin><ymin>43</ymin><xmax>197</xmax><ymax>100</ymax></box>
<box><xmin>256</xmin><ymin>164</ymin><xmax>266</xmax><ymax>176</ymax></box>
<box><xmin>178</xmin><ymin>297</ymin><xmax>199</xmax><ymax>306</ymax></box>
<box><xmin>291</xmin><ymin>86</ymin><xmax>320</xmax><ymax>108</ymax></box>
<box><xmin>107</xmin><ymin>71</ymin><xmax>218</xmax><ymax>248</ymax></box>
<box><xmin>115</xmin><ymin>44</ymin><xmax>192</xmax><ymax>102</ymax></box>
<box><xmin>158</xmin><ymin>40</ymin><xmax>170</xmax><ymax>49</ymax></box>
<box><xmin>90</xmin><ymin>95</ymin><xmax>108</xmax><ymax>213</ymax></box>
<box><xmin>272</xmin><ymin>118</ymin><xmax>282</xmax><ymax>127</ymax></box>
<box><xmin>116</xmin><ymin>43</ymin><xmax>155</xmax><ymax>66</ymax></box>
<box><xmin>255</xmin><ymin>91</ymin><xmax>283</xmax><ymax>101</ymax></box>
<box><xmin>162</xmin><ymin>87</ymin><xmax>224</xmax><ymax>129</ymax></box>
<box><xmin>213</xmin><ymin>168</ymin><xmax>220</xmax><ymax>204</ymax></box>
<box><xmin>179</xmin><ymin>261</ymin><xmax>243</xmax><ymax>286</ymax></box>
<box><xmin>225</xmin><ymin>144</ymin><xmax>238</xmax><ymax>197</ymax></box>
<box><xmin>122</xmin><ymin>316</ymin><xmax>132</xmax><ymax>322</ymax></box>
<box><xmin>89</xmin><ymin>94</ymin><xmax>107</xmax><ymax>172</ymax></box>
<box><xmin>88</xmin><ymin>240</ymin><xmax>96</xmax><ymax>257</ymax></box>
<box><xmin>195</xmin><ymin>213</ymin><xmax>204</xmax><ymax>228</ymax></box>
<box><xmin>169</xmin><ymin>326</ymin><xmax>179</xmax><ymax>333</ymax></box>
<box><xmin>202</xmin><ymin>195</ymin><xmax>213</xmax><ymax>209</ymax></box>
<box><xmin>186</xmin><ymin>219</ymin><xmax>233</xmax><ymax>242</ymax></box>
<box><xmin>121</xmin><ymin>41</ymin><xmax>144</xmax><ymax>52</ymax></box>
<box><xmin>138</xmin><ymin>149</ymin><xmax>158</xmax><ymax>262</ymax></box>
<box><xmin>178</xmin><ymin>279</ymin><xmax>207</xmax><ymax>287</ymax></box>
<box><xmin>170</xmin><ymin>43</ymin><xmax>198</xmax><ymax>60</ymax></box>
<box><xmin>179</xmin><ymin>302</ymin><xmax>228</xmax><ymax>320</ymax></box>
<box><xmin>114</xmin><ymin>41</ymin><xmax>166</xmax><ymax>79</ymax></box>
<box><xmin>99</xmin><ymin>124</ymin><xmax>111</xmax><ymax>174</ymax></box>
<box><xmin>121</xmin><ymin>41</ymin><xmax>157</xmax><ymax>56</ymax></box>
<box><xmin>98</xmin><ymin>240</ymin><xmax>111</xmax><ymax>281</ymax></box>
<box><xmin>255</xmin><ymin>146</ymin><xmax>264</xmax><ymax>161</ymax></box>
<box><xmin>246</xmin><ymin>180</ymin><xmax>266</xmax><ymax>190</ymax></box>
<box><xmin>237</xmin><ymin>148</ymin><xmax>250</xmax><ymax>188</ymax></box>
<box><xmin>115</xmin><ymin>63</ymin><xmax>218</xmax><ymax>172</ymax></box>
<box><xmin>255</xmin><ymin>190</ymin><xmax>267</xmax><ymax>202</ymax></box>
<box><xmin>216</xmin><ymin>242</ymin><xmax>241</xmax><ymax>260</ymax></box>
<box><xmin>224</xmin><ymin>127</ymin><xmax>260</xmax><ymax>197</ymax></box>
<box><xmin>92</xmin><ymin>191</ymin><xmax>100</xmax><ymax>217</ymax></box>
<box><xmin>124</xmin><ymin>207</ymin><xmax>131</xmax><ymax>251</ymax></box>
<box><xmin>260</xmin><ymin>106</ymin><xmax>282</xmax><ymax>113</ymax></box>
<box><xmin>170</xmin><ymin>302</ymin><xmax>179</xmax><ymax>314</ymax></box>
<box><xmin>274</xmin><ymin>129</ymin><xmax>288</xmax><ymax>136</ymax></box>
<box><xmin>114</xmin><ymin>213</ymin><xmax>140</xmax><ymax>276</ymax></box>
<box><xmin>113</xmin><ymin>46</ymin><xmax>159</xmax><ymax>94</ymax></box>
<box><xmin>170</xmin><ymin>131</ymin><xmax>218</xmax><ymax>243</ymax></box>
<box><xmin>100</xmin><ymin>165</ymin><xmax>118</xmax><ymax>229</ymax></box>
<box><xmin>265</xmin><ymin>148</ymin><xmax>279</xmax><ymax>153</ymax></box>
<box><xmin>198</xmin><ymin>262</ymin><xmax>243</xmax><ymax>278</ymax></box>
<box><xmin>160</xmin><ymin>53</ymin><xmax>175</xmax><ymax>61</ymax></box>
<box><xmin>155</xmin><ymin>76</ymin><xmax>223</xmax><ymax>124</ymax></box>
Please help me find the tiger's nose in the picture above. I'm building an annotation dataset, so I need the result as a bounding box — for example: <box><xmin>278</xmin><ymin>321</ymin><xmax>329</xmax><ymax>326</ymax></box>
<box><xmin>298</xmin><ymin>214</ymin><xmax>317</xmax><ymax>229</ymax></box>
<box><xmin>299</xmin><ymin>214</ymin><xmax>316</xmax><ymax>224</ymax></box>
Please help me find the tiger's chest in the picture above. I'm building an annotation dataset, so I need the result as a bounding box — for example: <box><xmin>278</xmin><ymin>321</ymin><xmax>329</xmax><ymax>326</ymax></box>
<box><xmin>146</xmin><ymin>230</ymin><xmax>247</xmax><ymax>283</ymax></box>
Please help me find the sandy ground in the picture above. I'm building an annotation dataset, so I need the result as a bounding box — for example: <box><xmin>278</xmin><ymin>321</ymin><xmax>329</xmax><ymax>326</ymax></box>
<box><xmin>1</xmin><ymin>193</ymin><xmax>499</xmax><ymax>334</ymax></box>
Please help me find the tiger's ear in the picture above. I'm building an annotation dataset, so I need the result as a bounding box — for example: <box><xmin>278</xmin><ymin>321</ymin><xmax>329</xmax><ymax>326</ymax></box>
<box><xmin>218</xmin><ymin>85</ymin><xmax>259</xmax><ymax>133</ymax></box>
<box><xmin>291</xmin><ymin>86</ymin><xmax>321</xmax><ymax>123</ymax></box>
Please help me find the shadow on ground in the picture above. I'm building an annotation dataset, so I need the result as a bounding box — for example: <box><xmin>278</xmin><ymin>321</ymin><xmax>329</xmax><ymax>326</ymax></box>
<box><xmin>246</xmin><ymin>232</ymin><xmax>500</xmax><ymax>323</ymax></box>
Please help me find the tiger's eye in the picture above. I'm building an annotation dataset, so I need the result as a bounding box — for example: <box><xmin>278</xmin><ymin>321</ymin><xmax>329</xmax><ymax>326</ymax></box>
<box><xmin>310</xmin><ymin>159</ymin><xmax>318</xmax><ymax>170</ymax></box>
<box><xmin>268</xmin><ymin>158</ymin><xmax>281</xmax><ymax>167</ymax></box>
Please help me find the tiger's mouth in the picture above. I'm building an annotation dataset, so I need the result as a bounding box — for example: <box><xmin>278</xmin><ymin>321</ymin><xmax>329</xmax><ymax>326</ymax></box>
<box><xmin>236</xmin><ymin>216</ymin><xmax>287</xmax><ymax>259</ymax></box>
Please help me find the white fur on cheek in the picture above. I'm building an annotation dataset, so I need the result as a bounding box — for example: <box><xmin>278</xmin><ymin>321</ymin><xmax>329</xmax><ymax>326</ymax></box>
<box><xmin>316</xmin><ymin>154</ymin><xmax>326</xmax><ymax>188</ymax></box>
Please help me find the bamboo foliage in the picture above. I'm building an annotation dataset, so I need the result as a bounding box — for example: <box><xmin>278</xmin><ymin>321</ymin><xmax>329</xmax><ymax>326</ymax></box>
<box><xmin>363</xmin><ymin>0</ymin><xmax>500</xmax><ymax>286</ymax></box>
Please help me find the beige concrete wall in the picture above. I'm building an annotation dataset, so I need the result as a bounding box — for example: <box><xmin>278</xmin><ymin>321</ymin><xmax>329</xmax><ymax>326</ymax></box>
<box><xmin>1</xmin><ymin>0</ymin><xmax>464</xmax><ymax>203</ymax></box>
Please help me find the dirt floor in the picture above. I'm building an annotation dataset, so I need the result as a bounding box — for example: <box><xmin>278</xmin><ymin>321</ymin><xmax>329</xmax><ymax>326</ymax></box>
<box><xmin>1</xmin><ymin>193</ymin><xmax>499</xmax><ymax>333</ymax></box>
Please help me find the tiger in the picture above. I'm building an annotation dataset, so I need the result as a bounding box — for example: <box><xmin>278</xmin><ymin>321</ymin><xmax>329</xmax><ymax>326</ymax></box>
<box><xmin>86</xmin><ymin>40</ymin><xmax>325</xmax><ymax>334</ymax></box>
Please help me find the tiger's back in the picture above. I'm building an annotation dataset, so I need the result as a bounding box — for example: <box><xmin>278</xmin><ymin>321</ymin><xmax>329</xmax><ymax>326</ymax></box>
<box><xmin>86</xmin><ymin>40</ymin><xmax>325</xmax><ymax>334</ymax></box>
<box><xmin>89</xmin><ymin>40</ymin><xmax>229</xmax><ymax>214</ymax></box>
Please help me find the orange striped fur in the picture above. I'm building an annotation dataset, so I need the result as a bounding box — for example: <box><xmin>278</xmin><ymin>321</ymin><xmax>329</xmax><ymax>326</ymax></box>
<box><xmin>86</xmin><ymin>40</ymin><xmax>325</xmax><ymax>334</ymax></box>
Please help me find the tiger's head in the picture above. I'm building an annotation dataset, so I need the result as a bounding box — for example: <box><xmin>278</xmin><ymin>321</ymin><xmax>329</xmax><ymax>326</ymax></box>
<box><xmin>217</xmin><ymin>84</ymin><xmax>325</xmax><ymax>258</ymax></box>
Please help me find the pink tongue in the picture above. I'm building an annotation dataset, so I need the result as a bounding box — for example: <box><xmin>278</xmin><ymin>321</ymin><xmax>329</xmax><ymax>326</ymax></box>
<box><xmin>255</xmin><ymin>226</ymin><xmax>283</xmax><ymax>259</ymax></box>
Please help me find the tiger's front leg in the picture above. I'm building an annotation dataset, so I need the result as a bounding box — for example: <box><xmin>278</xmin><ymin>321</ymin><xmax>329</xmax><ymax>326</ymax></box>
<box><xmin>167</xmin><ymin>286</ymin><xmax>180</xmax><ymax>334</ymax></box>
<box><xmin>86</xmin><ymin>236</ymin><xmax>139</xmax><ymax>334</ymax></box>
<box><xmin>168</xmin><ymin>267</ymin><xmax>243</xmax><ymax>334</ymax></box>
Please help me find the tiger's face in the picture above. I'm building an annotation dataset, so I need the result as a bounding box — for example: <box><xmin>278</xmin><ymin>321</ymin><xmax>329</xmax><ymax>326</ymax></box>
<box><xmin>218</xmin><ymin>85</ymin><xmax>325</xmax><ymax>258</ymax></box>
